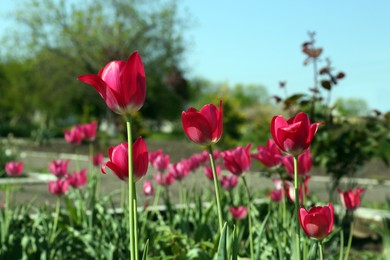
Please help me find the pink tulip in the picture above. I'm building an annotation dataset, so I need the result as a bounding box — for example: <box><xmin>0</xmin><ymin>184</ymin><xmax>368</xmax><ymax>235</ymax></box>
<box><xmin>152</xmin><ymin>154</ymin><xmax>170</xmax><ymax>172</ymax></box>
<box><xmin>48</xmin><ymin>160</ymin><xmax>70</xmax><ymax>179</ymax></box>
<box><xmin>78</xmin><ymin>51</ymin><xmax>146</xmax><ymax>115</ymax></box>
<box><xmin>204</xmin><ymin>165</ymin><xmax>222</xmax><ymax>181</ymax></box>
<box><xmin>149</xmin><ymin>149</ymin><xmax>163</xmax><ymax>164</ymax></box>
<box><xmin>229</xmin><ymin>206</ymin><xmax>248</xmax><ymax>220</ymax></box>
<box><xmin>67</xmin><ymin>169</ymin><xmax>87</xmax><ymax>188</ymax></box>
<box><xmin>220</xmin><ymin>175</ymin><xmax>239</xmax><ymax>190</ymax></box>
<box><xmin>80</xmin><ymin>121</ymin><xmax>98</xmax><ymax>141</ymax></box>
<box><xmin>48</xmin><ymin>179</ymin><xmax>69</xmax><ymax>195</ymax></box>
<box><xmin>270</xmin><ymin>189</ymin><xmax>283</xmax><ymax>202</ymax></box>
<box><xmin>169</xmin><ymin>161</ymin><xmax>189</xmax><ymax>181</ymax></box>
<box><xmin>5</xmin><ymin>161</ymin><xmax>24</xmax><ymax>177</ymax></box>
<box><xmin>64</xmin><ymin>126</ymin><xmax>84</xmax><ymax>144</ymax></box>
<box><xmin>299</xmin><ymin>203</ymin><xmax>334</xmax><ymax>240</ymax></box>
<box><xmin>284</xmin><ymin>176</ymin><xmax>311</xmax><ymax>203</ymax></box>
<box><xmin>221</xmin><ymin>144</ymin><xmax>252</xmax><ymax>176</ymax></box>
<box><xmin>153</xmin><ymin>172</ymin><xmax>175</xmax><ymax>187</ymax></box>
<box><xmin>181</xmin><ymin>101</ymin><xmax>223</xmax><ymax>145</ymax></box>
<box><xmin>143</xmin><ymin>181</ymin><xmax>155</xmax><ymax>196</ymax></box>
<box><xmin>251</xmin><ymin>139</ymin><xmax>283</xmax><ymax>168</ymax></box>
<box><xmin>282</xmin><ymin>149</ymin><xmax>312</xmax><ymax>178</ymax></box>
<box><xmin>92</xmin><ymin>153</ymin><xmax>104</xmax><ymax>167</ymax></box>
<box><xmin>102</xmin><ymin>137</ymin><xmax>149</xmax><ymax>182</ymax></box>
<box><xmin>337</xmin><ymin>187</ymin><xmax>364</xmax><ymax>211</ymax></box>
<box><xmin>271</xmin><ymin>112</ymin><xmax>322</xmax><ymax>156</ymax></box>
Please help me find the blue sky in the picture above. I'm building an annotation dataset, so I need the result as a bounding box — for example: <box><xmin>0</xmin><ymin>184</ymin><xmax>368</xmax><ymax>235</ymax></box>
<box><xmin>1</xmin><ymin>1</ymin><xmax>390</xmax><ymax>112</ymax></box>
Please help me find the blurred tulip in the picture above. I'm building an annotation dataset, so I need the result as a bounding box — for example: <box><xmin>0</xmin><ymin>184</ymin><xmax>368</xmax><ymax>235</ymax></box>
<box><xmin>204</xmin><ymin>165</ymin><xmax>222</xmax><ymax>181</ymax></box>
<box><xmin>153</xmin><ymin>172</ymin><xmax>175</xmax><ymax>187</ymax></box>
<box><xmin>67</xmin><ymin>169</ymin><xmax>87</xmax><ymax>188</ymax></box>
<box><xmin>92</xmin><ymin>153</ymin><xmax>104</xmax><ymax>167</ymax></box>
<box><xmin>299</xmin><ymin>203</ymin><xmax>334</xmax><ymax>240</ymax></box>
<box><xmin>337</xmin><ymin>187</ymin><xmax>364</xmax><ymax>211</ymax></box>
<box><xmin>270</xmin><ymin>189</ymin><xmax>283</xmax><ymax>202</ymax></box>
<box><xmin>152</xmin><ymin>154</ymin><xmax>170</xmax><ymax>172</ymax></box>
<box><xmin>251</xmin><ymin>139</ymin><xmax>283</xmax><ymax>168</ymax></box>
<box><xmin>221</xmin><ymin>144</ymin><xmax>252</xmax><ymax>176</ymax></box>
<box><xmin>143</xmin><ymin>180</ymin><xmax>155</xmax><ymax>196</ymax></box>
<box><xmin>102</xmin><ymin>137</ymin><xmax>148</xmax><ymax>182</ymax></box>
<box><xmin>220</xmin><ymin>175</ymin><xmax>239</xmax><ymax>190</ymax></box>
<box><xmin>5</xmin><ymin>161</ymin><xmax>24</xmax><ymax>177</ymax></box>
<box><xmin>181</xmin><ymin>101</ymin><xmax>223</xmax><ymax>145</ymax></box>
<box><xmin>271</xmin><ymin>112</ymin><xmax>322</xmax><ymax>156</ymax></box>
<box><xmin>48</xmin><ymin>179</ymin><xmax>69</xmax><ymax>195</ymax></box>
<box><xmin>148</xmin><ymin>149</ymin><xmax>163</xmax><ymax>164</ymax></box>
<box><xmin>48</xmin><ymin>160</ymin><xmax>70</xmax><ymax>179</ymax></box>
<box><xmin>229</xmin><ymin>206</ymin><xmax>248</xmax><ymax>220</ymax></box>
<box><xmin>282</xmin><ymin>149</ymin><xmax>312</xmax><ymax>178</ymax></box>
<box><xmin>78</xmin><ymin>51</ymin><xmax>146</xmax><ymax>115</ymax></box>
<box><xmin>284</xmin><ymin>176</ymin><xmax>311</xmax><ymax>203</ymax></box>
<box><xmin>80</xmin><ymin>121</ymin><xmax>97</xmax><ymax>141</ymax></box>
<box><xmin>169</xmin><ymin>161</ymin><xmax>189</xmax><ymax>181</ymax></box>
<box><xmin>64</xmin><ymin>126</ymin><xmax>84</xmax><ymax>144</ymax></box>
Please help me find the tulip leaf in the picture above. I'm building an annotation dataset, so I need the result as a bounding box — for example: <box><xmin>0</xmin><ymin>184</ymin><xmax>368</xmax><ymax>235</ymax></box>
<box><xmin>217</xmin><ymin>223</ymin><xmax>228</xmax><ymax>260</ymax></box>
<box><xmin>141</xmin><ymin>239</ymin><xmax>149</xmax><ymax>260</ymax></box>
<box><xmin>307</xmin><ymin>241</ymin><xmax>318</xmax><ymax>260</ymax></box>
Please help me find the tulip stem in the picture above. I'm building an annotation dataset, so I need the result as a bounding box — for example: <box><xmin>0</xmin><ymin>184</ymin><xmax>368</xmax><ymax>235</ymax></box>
<box><xmin>207</xmin><ymin>145</ymin><xmax>223</xmax><ymax>234</ymax></box>
<box><xmin>318</xmin><ymin>240</ymin><xmax>324</xmax><ymax>260</ymax></box>
<box><xmin>126</xmin><ymin>118</ymin><xmax>136</xmax><ymax>260</ymax></box>
<box><xmin>133</xmin><ymin>183</ymin><xmax>139</xmax><ymax>260</ymax></box>
<box><xmin>293</xmin><ymin>156</ymin><xmax>301</xmax><ymax>260</ymax></box>
<box><xmin>50</xmin><ymin>197</ymin><xmax>60</xmax><ymax>244</ymax></box>
<box><xmin>243</xmin><ymin>177</ymin><xmax>254</xmax><ymax>260</ymax></box>
<box><xmin>344</xmin><ymin>221</ymin><xmax>353</xmax><ymax>260</ymax></box>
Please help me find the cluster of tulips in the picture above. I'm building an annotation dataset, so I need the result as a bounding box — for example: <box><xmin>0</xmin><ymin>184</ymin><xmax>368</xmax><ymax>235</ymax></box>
<box><xmin>3</xmin><ymin>50</ymin><xmax>366</xmax><ymax>259</ymax></box>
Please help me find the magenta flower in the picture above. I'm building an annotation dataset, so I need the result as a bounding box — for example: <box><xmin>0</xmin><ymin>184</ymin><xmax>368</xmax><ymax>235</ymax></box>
<box><xmin>153</xmin><ymin>172</ymin><xmax>175</xmax><ymax>187</ymax></box>
<box><xmin>168</xmin><ymin>161</ymin><xmax>190</xmax><ymax>181</ymax></box>
<box><xmin>220</xmin><ymin>175</ymin><xmax>239</xmax><ymax>190</ymax></box>
<box><xmin>337</xmin><ymin>187</ymin><xmax>364</xmax><ymax>211</ymax></box>
<box><xmin>270</xmin><ymin>189</ymin><xmax>283</xmax><ymax>202</ymax></box>
<box><xmin>5</xmin><ymin>161</ymin><xmax>24</xmax><ymax>177</ymax></box>
<box><xmin>102</xmin><ymin>137</ymin><xmax>149</xmax><ymax>182</ymax></box>
<box><xmin>221</xmin><ymin>144</ymin><xmax>252</xmax><ymax>176</ymax></box>
<box><xmin>229</xmin><ymin>206</ymin><xmax>249</xmax><ymax>220</ymax></box>
<box><xmin>271</xmin><ymin>112</ymin><xmax>322</xmax><ymax>156</ymax></box>
<box><xmin>148</xmin><ymin>149</ymin><xmax>163</xmax><ymax>164</ymax></box>
<box><xmin>64</xmin><ymin>126</ymin><xmax>84</xmax><ymax>145</ymax></box>
<box><xmin>182</xmin><ymin>101</ymin><xmax>223</xmax><ymax>145</ymax></box>
<box><xmin>80</xmin><ymin>121</ymin><xmax>98</xmax><ymax>141</ymax></box>
<box><xmin>299</xmin><ymin>203</ymin><xmax>334</xmax><ymax>240</ymax></box>
<box><xmin>78</xmin><ymin>51</ymin><xmax>146</xmax><ymax>115</ymax></box>
<box><xmin>48</xmin><ymin>179</ymin><xmax>69</xmax><ymax>195</ymax></box>
<box><xmin>204</xmin><ymin>165</ymin><xmax>222</xmax><ymax>181</ymax></box>
<box><xmin>284</xmin><ymin>176</ymin><xmax>311</xmax><ymax>203</ymax></box>
<box><xmin>92</xmin><ymin>153</ymin><xmax>104</xmax><ymax>167</ymax></box>
<box><xmin>67</xmin><ymin>169</ymin><xmax>87</xmax><ymax>188</ymax></box>
<box><xmin>251</xmin><ymin>139</ymin><xmax>283</xmax><ymax>168</ymax></box>
<box><xmin>152</xmin><ymin>154</ymin><xmax>170</xmax><ymax>172</ymax></box>
<box><xmin>282</xmin><ymin>149</ymin><xmax>313</xmax><ymax>178</ymax></box>
<box><xmin>48</xmin><ymin>160</ymin><xmax>70</xmax><ymax>179</ymax></box>
<box><xmin>143</xmin><ymin>180</ymin><xmax>155</xmax><ymax>196</ymax></box>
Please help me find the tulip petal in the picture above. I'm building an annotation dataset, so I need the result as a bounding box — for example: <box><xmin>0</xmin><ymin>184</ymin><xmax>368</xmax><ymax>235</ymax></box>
<box><xmin>122</xmin><ymin>51</ymin><xmax>146</xmax><ymax>109</ymax></box>
<box><xmin>182</xmin><ymin>111</ymin><xmax>212</xmax><ymax>144</ymax></box>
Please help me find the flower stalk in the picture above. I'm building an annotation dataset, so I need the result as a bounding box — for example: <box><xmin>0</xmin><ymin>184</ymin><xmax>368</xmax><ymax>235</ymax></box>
<box><xmin>127</xmin><ymin>118</ymin><xmax>136</xmax><ymax>260</ymax></box>
<box><xmin>243</xmin><ymin>177</ymin><xmax>254</xmax><ymax>260</ymax></box>
<box><xmin>208</xmin><ymin>145</ymin><xmax>223</xmax><ymax>233</ymax></box>
<box><xmin>293</xmin><ymin>156</ymin><xmax>301</xmax><ymax>260</ymax></box>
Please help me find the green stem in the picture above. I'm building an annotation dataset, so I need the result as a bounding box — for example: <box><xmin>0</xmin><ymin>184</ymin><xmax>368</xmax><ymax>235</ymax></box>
<box><xmin>339</xmin><ymin>230</ymin><xmax>344</xmax><ymax>260</ymax></box>
<box><xmin>126</xmin><ymin>118</ymin><xmax>135</xmax><ymax>260</ymax></box>
<box><xmin>50</xmin><ymin>197</ymin><xmax>60</xmax><ymax>244</ymax></box>
<box><xmin>293</xmin><ymin>156</ymin><xmax>301</xmax><ymax>260</ymax></box>
<box><xmin>89</xmin><ymin>143</ymin><xmax>95</xmax><ymax>228</ymax></box>
<box><xmin>243</xmin><ymin>177</ymin><xmax>254</xmax><ymax>260</ymax></box>
<box><xmin>133</xmin><ymin>183</ymin><xmax>139</xmax><ymax>260</ymax></box>
<box><xmin>344</xmin><ymin>220</ymin><xmax>353</xmax><ymax>260</ymax></box>
<box><xmin>207</xmin><ymin>145</ymin><xmax>223</xmax><ymax>233</ymax></box>
<box><xmin>318</xmin><ymin>240</ymin><xmax>324</xmax><ymax>260</ymax></box>
<box><xmin>153</xmin><ymin>185</ymin><xmax>161</xmax><ymax>207</ymax></box>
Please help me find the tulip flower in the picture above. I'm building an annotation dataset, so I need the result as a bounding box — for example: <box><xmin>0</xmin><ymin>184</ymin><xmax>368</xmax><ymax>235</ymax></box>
<box><xmin>102</xmin><ymin>137</ymin><xmax>148</xmax><ymax>182</ymax></box>
<box><xmin>92</xmin><ymin>153</ymin><xmax>104</xmax><ymax>167</ymax></box>
<box><xmin>80</xmin><ymin>121</ymin><xmax>98</xmax><ymax>141</ymax></box>
<box><xmin>282</xmin><ymin>149</ymin><xmax>312</xmax><ymax>178</ymax></box>
<box><xmin>270</xmin><ymin>189</ymin><xmax>283</xmax><ymax>202</ymax></box>
<box><xmin>337</xmin><ymin>187</ymin><xmax>364</xmax><ymax>211</ymax></box>
<box><xmin>5</xmin><ymin>161</ymin><xmax>24</xmax><ymax>177</ymax></box>
<box><xmin>152</xmin><ymin>154</ymin><xmax>170</xmax><ymax>172</ymax></box>
<box><xmin>153</xmin><ymin>172</ymin><xmax>175</xmax><ymax>187</ymax></box>
<box><xmin>299</xmin><ymin>203</ymin><xmax>334</xmax><ymax>240</ymax></box>
<box><xmin>67</xmin><ymin>169</ymin><xmax>87</xmax><ymax>188</ymax></box>
<box><xmin>48</xmin><ymin>179</ymin><xmax>69</xmax><ymax>195</ymax></box>
<box><xmin>204</xmin><ymin>165</ymin><xmax>222</xmax><ymax>181</ymax></box>
<box><xmin>220</xmin><ymin>175</ymin><xmax>239</xmax><ymax>190</ymax></box>
<box><xmin>221</xmin><ymin>144</ymin><xmax>252</xmax><ymax>176</ymax></box>
<box><xmin>229</xmin><ymin>206</ymin><xmax>248</xmax><ymax>220</ymax></box>
<box><xmin>168</xmin><ymin>161</ymin><xmax>190</xmax><ymax>181</ymax></box>
<box><xmin>271</xmin><ymin>112</ymin><xmax>322</xmax><ymax>156</ymax></box>
<box><xmin>143</xmin><ymin>181</ymin><xmax>155</xmax><ymax>196</ymax></box>
<box><xmin>284</xmin><ymin>176</ymin><xmax>311</xmax><ymax>203</ymax></box>
<box><xmin>251</xmin><ymin>139</ymin><xmax>283</xmax><ymax>168</ymax></box>
<box><xmin>48</xmin><ymin>160</ymin><xmax>70</xmax><ymax>179</ymax></box>
<box><xmin>181</xmin><ymin>101</ymin><xmax>223</xmax><ymax>145</ymax></box>
<box><xmin>78</xmin><ymin>51</ymin><xmax>146</xmax><ymax>115</ymax></box>
<box><xmin>149</xmin><ymin>149</ymin><xmax>163</xmax><ymax>164</ymax></box>
<box><xmin>64</xmin><ymin>126</ymin><xmax>84</xmax><ymax>144</ymax></box>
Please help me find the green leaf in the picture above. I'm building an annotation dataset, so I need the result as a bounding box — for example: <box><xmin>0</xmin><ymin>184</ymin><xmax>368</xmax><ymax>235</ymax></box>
<box><xmin>141</xmin><ymin>239</ymin><xmax>149</xmax><ymax>260</ymax></box>
<box><xmin>217</xmin><ymin>223</ymin><xmax>228</xmax><ymax>260</ymax></box>
<box><xmin>307</xmin><ymin>241</ymin><xmax>318</xmax><ymax>260</ymax></box>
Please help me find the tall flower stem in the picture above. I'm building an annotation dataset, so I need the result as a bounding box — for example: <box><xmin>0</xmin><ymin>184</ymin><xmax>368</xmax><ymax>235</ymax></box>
<box><xmin>133</xmin><ymin>183</ymin><xmax>139</xmax><ymax>260</ymax></box>
<box><xmin>126</xmin><ymin>117</ymin><xmax>136</xmax><ymax>260</ymax></box>
<box><xmin>207</xmin><ymin>145</ymin><xmax>223</xmax><ymax>233</ymax></box>
<box><xmin>243</xmin><ymin>177</ymin><xmax>254</xmax><ymax>260</ymax></box>
<box><xmin>293</xmin><ymin>156</ymin><xmax>301</xmax><ymax>260</ymax></box>
<box><xmin>318</xmin><ymin>240</ymin><xmax>324</xmax><ymax>260</ymax></box>
<box><xmin>344</xmin><ymin>221</ymin><xmax>354</xmax><ymax>260</ymax></box>
<box><xmin>50</xmin><ymin>197</ymin><xmax>60</xmax><ymax>244</ymax></box>
<box><xmin>89</xmin><ymin>143</ymin><xmax>96</xmax><ymax>228</ymax></box>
